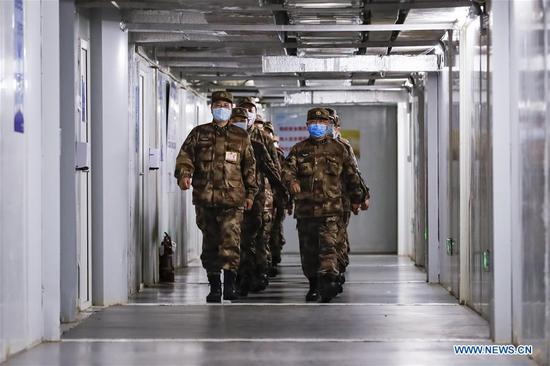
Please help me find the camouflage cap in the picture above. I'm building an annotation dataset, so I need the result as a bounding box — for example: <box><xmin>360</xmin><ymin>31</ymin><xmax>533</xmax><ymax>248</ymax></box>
<box><xmin>264</xmin><ymin>121</ymin><xmax>274</xmax><ymax>133</ymax></box>
<box><xmin>325</xmin><ymin>107</ymin><xmax>336</xmax><ymax>118</ymax></box>
<box><xmin>325</xmin><ymin>107</ymin><xmax>340</xmax><ymax>126</ymax></box>
<box><xmin>211</xmin><ymin>90</ymin><xmax>233</xmax><ymax>104</ymax></box>
<box><xmin>307</xmin><ymin>107</ymin><xmax>330</xmax><ymax>121</ymax></box>
<box><xmin>238</xmin><ymin>96</ymin><xmax>256</xmax><ymax>108</ymax></box>
<box><xmin>254</xmin><ymin>114</ymin><xmax>265</xmax><ymax>124</ymax></box>
<box><xmin>230</xmin><ymin>107</ymin><xmax>249</xmax><ymax>120</ymax></box>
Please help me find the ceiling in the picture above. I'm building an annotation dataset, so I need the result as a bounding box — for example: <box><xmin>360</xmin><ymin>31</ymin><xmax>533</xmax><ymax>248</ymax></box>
<box><xmin>77</xmin><ymin>0</ymin><xmax>472</xmax><ymax>104</ymax></box>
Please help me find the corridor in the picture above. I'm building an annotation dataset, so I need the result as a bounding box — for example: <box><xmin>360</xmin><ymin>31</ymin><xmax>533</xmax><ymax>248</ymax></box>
<box><xmin>5</xmin><ymin>255</ymin><xmax>536</xmax><ymax>365</ymax></box>
<box><xmin>1</xmin><ymin>0</ymin><xmax>550</xmax><ymax>365</ymax></box>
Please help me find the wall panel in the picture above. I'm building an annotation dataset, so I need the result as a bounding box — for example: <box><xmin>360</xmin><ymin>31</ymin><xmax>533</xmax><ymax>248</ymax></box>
<box><xmin>511</xmin><ymin>1</ymin><xmax>549</xmax><ymax>363</ymax></box>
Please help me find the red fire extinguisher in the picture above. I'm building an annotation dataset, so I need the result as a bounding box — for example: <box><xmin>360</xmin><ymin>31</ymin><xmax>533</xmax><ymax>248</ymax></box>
<box><xmin>159</xmin><ymin>232</ymin><xmax>175</xmax><ymax>282</ymax></box>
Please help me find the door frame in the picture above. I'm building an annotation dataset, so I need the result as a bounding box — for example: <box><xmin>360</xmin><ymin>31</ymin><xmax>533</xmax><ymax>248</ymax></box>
<box><xmin>77</xmin><ymin>38</ymin><xmax>92</xmax><ymax>310</ymax></box>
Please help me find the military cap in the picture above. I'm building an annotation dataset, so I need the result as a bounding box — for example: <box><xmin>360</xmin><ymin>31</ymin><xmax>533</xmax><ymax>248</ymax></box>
<box><xmin>307</xmin><ymin>107</ymin><xmax>330</xmax><ymax>121</ymax></box>
<box><xmin>264</xmin><ymin>121</ymin><xmax>274</xmax><ymax>133</ymax></box>
<box><xmin>325</xmin><ymin>107</ymin><xmax>340</xmax><ymax>126</ymax></box>
<box><xmin>238</xmin><ymin>96</ymin><xmax>256</xmax><ymax>108</ymax></box>
<box><xmin>255</xmin><ymin>114</ymin><xmax>265</xmax><ymax>124</ymax></box>
<box><xmin>211</xmin><ymin>90</ymin><xmax>233</xmax><ymax>103</ymax></box>
<box><xmin>230</xmin><ymin>107</ymin><xmax>249</xmax><ymax>120</ymax></box>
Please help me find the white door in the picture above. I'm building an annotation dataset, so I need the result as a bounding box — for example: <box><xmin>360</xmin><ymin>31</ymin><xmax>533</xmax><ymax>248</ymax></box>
<box><xmin>77</xmin><ymin>39</ymin><xmax>92</xmax><ymax>310</ymax></box>
<box><xmin>137</xmin><ymin>73</ymin><xmax>146</xmax><ymax>289</ymax></box>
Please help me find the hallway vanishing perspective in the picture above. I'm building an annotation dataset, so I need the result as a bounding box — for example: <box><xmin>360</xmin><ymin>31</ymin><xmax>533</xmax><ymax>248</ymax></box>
<box><xmin>1</xmin><ymin>0</ymin><xmax>550</xmax><ymax>365</ymax></box>
<box><xmin>4</xmin><ymin>255</ymin><xmax>536</xmax><ymax>366</ymax></box>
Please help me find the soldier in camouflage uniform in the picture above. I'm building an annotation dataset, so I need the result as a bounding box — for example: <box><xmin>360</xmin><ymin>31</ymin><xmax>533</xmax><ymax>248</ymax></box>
<box><xmin>325</xmin><ymin>108</ymin><xmax>370</xmax><ymax>293</ymax></box>
<box><xmin>239</xmin><ymin>98</ymin><xmax>281</xmax><ymax>295</ymax></box>
<box><xmin>232</xmin><ymin>103</ymin><xmax>283</xmax><ymax>295</ymax></box>
<box><xmin>264</xmin><ymin>122</ymin><xmax>287</xmax><ymax>276</ymax></box>
<box><xmin>174</xmin><ymin>91</ymin><xmax>258</xmax><ymax>303</ymax></box>
<box><xmin>283</xmin><ymin>108</ymin><xmax>363</xmax><ymax>303</ymax></box>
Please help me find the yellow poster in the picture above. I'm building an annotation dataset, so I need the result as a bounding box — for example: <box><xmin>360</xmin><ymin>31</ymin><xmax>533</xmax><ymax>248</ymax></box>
<box><xmin>341</xmin><ymin>129</ymin><xmax>361</xmax><ymax>159</ymax></box>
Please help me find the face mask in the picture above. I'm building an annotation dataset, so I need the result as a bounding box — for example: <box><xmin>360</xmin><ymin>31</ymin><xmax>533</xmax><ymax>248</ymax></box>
<box><xmin>233</xmin><ymin>121</ymin><xmax>247</xmax><ymax>131</ymax></box>
<box><xmin>308</xmin><ymin>123</ymin><xmax>327</xmax><ymax>138</ymax></box>
<box><xmin>273</xmin><ymin>141</ymin><xmax>279</xmax><ymax>148</ymax></box>
<box><xmin>333</xmin><ymin>130</ymin><xmax>341</xmax><ymax>139</ymax></box>
<box><xmin>212</xmin><ymin>107</ymin><xmax>231</xmax><ymax>122</ymax></box>
<box><xmin>247</xmin><ymin>112</ymin><xmax>256</xmax><ymax>127</ymax></box>
<box><xmin>327</xmin><ymin>125</ymin><xmax>334</xmax><ymax>138</ymax></box>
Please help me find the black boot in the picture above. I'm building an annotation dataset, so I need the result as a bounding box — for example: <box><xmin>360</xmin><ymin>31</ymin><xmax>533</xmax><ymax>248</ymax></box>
<box><xmin>223</xmin><ymin>270</ymin><xmax>238</xmax><ymax>301</ymax></box>
<box><xmin>206</xmin><ymin>273</ymin><xmax>222</xmax><ymax>303</ymax></box>
<box><xmin>268</xmin><ymin>265</ymin><xmax>278</xmax><ymax>278</ymax></box>
<box><xmin>337</xmin><ymin>273</ymin><xmax>345</xmax><ymax>294</ymax></box>
<box><xmin>250</xmin><ymin>272</ymin><xmax>269</xmax><ymax>293</ymax></box>
<box><xmin>237</xmin><ymin>275</ymin><xmax>250</xmax><ymax>297</ymax></box>
<box><xmin>319</xmin><ymin>274</ymin><xmax>339</xmax><ymax>303</ymax></box>
<box><xmin>305</xmin><ymin>277</ymin><xmax>319</xmax><ymax>302</ymax></box>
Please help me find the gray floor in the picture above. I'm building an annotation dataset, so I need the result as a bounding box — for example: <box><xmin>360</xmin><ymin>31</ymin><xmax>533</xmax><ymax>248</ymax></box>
<box><xmin>5</xmin><ymin>255</ymin><xmax>537</xmax><ymax>366</ymax></box>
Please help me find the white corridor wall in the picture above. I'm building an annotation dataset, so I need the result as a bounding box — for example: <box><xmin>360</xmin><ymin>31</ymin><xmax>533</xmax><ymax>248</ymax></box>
<box><xmin>0</xmin><ymin>0</ymin><xmax>61</xmax><ymax>363</ymax></box>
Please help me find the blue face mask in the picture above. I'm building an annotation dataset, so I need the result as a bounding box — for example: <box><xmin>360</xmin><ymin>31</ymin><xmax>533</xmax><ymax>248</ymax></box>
<box><xmin>327</xmin><ymin>125</ymin><xmax>334</xmax><ymax>138</ymax></box>
<box><xmin>212</xmin><ymin>107</ymin><xmax>231</xmax><ymax>122</ymax></box>
<box><xmin>233</xmin><ymin>121</ymin><xmax>247</xmax><ymax>130</ymax></box>
<box><xmin>308</xmin><ymin>123</ymin><xmax>327</xmax><ymax>138</ymax></box>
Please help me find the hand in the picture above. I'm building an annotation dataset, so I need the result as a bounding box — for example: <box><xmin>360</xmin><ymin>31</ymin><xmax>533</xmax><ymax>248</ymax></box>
<box><xmin>351</xmin><ymin>203</ymin><xmax>360</xmax><ymax>215</ymax></box>
<box><xmin>178</xmin><ymin>177</ymin><xmax>191</xmax><ymax>190</ymax></box>
<box><xmin>361</xmin><ymin>199</ymin><xmax>370</xmax><ymax>211</ymax></box>
<box><xmin>290</xmin><ymin>181</ymin><xmax>301</xmax><ymax>194</ymax></box>
<box><xmin>244</xmin><ymin>198</ymin><xmax>254</xmax><ymax>211</ymax></box>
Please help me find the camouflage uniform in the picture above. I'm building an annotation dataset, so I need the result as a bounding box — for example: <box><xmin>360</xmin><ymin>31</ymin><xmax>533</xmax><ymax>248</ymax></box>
<box><xmin>334</xmin><ymin>136</ymin><xmax>370</xmax><ymax>273</ymax></box>
<box><xmin>237</xmin><ymin>99</ymin><xmax>282</xmax><ymax>293</ymax></box>
<box><xmin>270</xmin><ymin>146</ymin><xmax>287</xmax><ymax>267</ymax></box>
<box><xmin>283</xmin><ymin>108</ymin><xmax>363</xmax><ymax>301</ymax></box>
<box><xmin>174</xmin><ymin>98</ymin><xmax>258</xmax><ymax>275</ymax></box>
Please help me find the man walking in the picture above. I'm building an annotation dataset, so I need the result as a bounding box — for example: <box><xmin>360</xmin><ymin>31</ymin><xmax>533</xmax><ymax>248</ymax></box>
<box><xmin>174</xmin><ymin>91</ymin><xmax>258</xmax><ymax>303</ymax></box>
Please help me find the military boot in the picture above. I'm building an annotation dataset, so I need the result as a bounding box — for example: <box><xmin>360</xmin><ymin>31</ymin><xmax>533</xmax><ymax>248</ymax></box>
<box><xmin>337</xmin><ymin>273</ymin><xmax>346</xmax><ymax>294</ymax></box>
<box><xmin>319</xmin><ymin>274</ymin><xmax>339</xmax><ymax>303</ymax></box>
<box><xmin>223</xmin><ymin>269</ymin><xmax>238</xmax><ymax>301</ymax></box>
<box><xmin>268</xmin><ymin>264</ymin><xmax>278</xmax><ymax>278</ymax></box>
<box><xmin>305</xmin><ymin>277</ymin><xmax>319</xmax><ymax>302</ymax></box>
<box><xmin>250</xmin><ymin>272</ymin><xmax>269</xmax><ymax>293</ymax></box>
<box><xmin>206</xmin><ymin>273</ymin><xmax>222</xmax><ymax>303</ymax></box>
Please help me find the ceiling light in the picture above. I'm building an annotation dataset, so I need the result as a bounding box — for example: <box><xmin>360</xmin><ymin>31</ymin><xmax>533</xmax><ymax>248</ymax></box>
<box><xmin>110</xmin><ymin>1</ymin><xmax>120</xmax><ymax>9</ymax></box>
<box><xmin>293</xmin><ymin>2</ymin><xmax>354</xmax><ymax>9</ymax></box>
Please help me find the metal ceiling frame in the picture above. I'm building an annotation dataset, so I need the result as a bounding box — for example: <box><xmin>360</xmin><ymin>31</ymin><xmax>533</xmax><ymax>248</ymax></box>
<box><xmin>126</xmin><ymin>22</ymin><xmax>456</xmax><ymax>33</ymax></box>
<box><xmin>74</xmin><ymin>0</ymin><xmax>473</xmax><ymax>104</ymax></box>
<box><xmin>262</xmin><ymin>55</ymin><xmax>440</xmax><ymax>73</ymax></box>
<box><xmin>132</xmin><ymin>39</ymin><xmax>443</xmax><ymax>48</ymax></box>
<box><xmin>77</xmin><ymin>0</ymin><xmax>471</xmax><ymax>12</ymax></box>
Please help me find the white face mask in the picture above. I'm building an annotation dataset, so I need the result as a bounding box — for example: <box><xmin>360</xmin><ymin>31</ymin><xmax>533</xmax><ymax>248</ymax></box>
<box><xmin>273</xmin><ymin>141</ymin><xmax>279</xmax><ymax>148</ymax></box>
<box><xmin>247</xmin><ymin>112</ymin><xmax>256</xmax><ymax>127</ymax></box>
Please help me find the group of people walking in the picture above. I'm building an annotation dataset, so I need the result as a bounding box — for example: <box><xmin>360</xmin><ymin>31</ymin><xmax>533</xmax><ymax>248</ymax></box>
<box><xmin>174</xmin><ymin>90</ymin><xmax>369</xmax><ymax>304</ymax></box>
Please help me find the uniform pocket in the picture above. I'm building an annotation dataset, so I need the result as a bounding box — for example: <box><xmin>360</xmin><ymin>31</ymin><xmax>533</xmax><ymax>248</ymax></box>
<box><xmin>224</xmin><ymin>159</ymin><xmax>242</xmax><ymax>181</ymax></box>
<box><xmin>196</xmin><ymin>143</ymin><xmax>213</xmax><ymax>175</ymax></box>
<box><xmin>323</xmin><ymin>158</ymin><xmax>341</xmax><ymax>199</ymax></box>
<box><xmin>197</xmin><ymin>144</ymin><xmax>213</xmax><ymax>162</ymax></box>
<box><xmin>297</xmin><ymin>157</ymin><xmax>314</xmax><ymax>176</ymax></box>
<box><xmin>325</xmin><ymin>156</ymin><xmax>340</xmax><ymax>176</ymax></box>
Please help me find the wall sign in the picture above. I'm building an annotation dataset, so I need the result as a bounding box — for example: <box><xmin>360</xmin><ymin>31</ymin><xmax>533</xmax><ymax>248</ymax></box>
<box><xmin>273</xmin><ymin>111</ymin><xmax>309</xmax><ymax>156</ymax></box>
<box><xmin>14</xmin><ymin>0</ymin><xmax>24</xmax><ymax>133</ymax></box>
